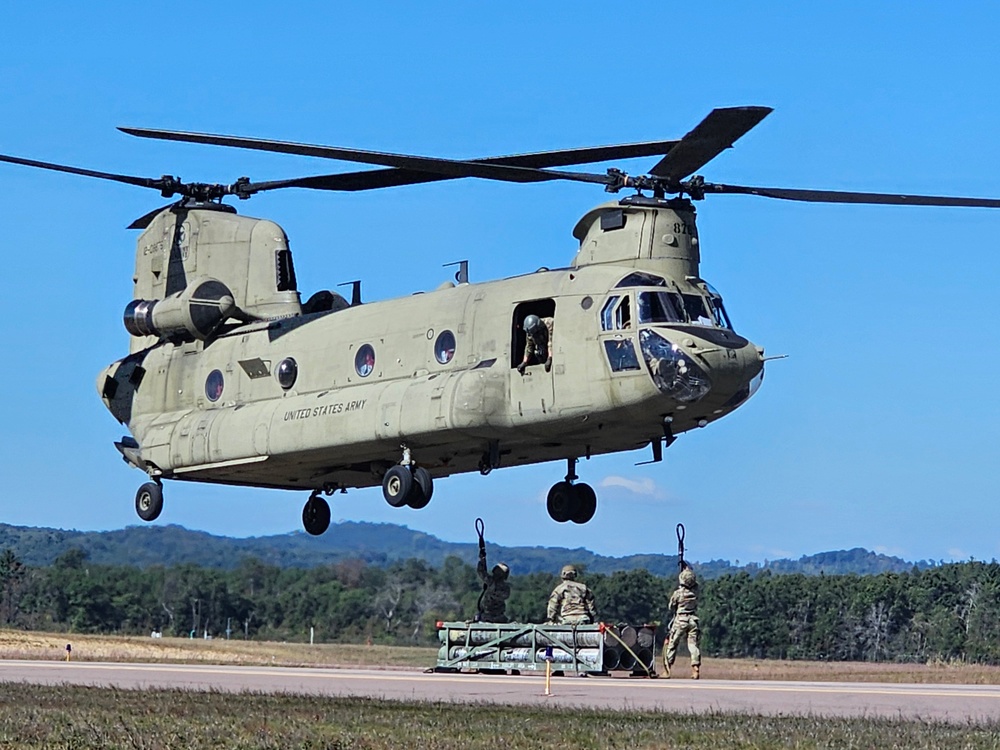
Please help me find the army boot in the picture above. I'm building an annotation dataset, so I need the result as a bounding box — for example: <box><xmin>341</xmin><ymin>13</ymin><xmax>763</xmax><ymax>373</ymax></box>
<box><xmin>691</xmin><ymin>664</ymin><xmax>700</xmax><ymax>680</ymax></box>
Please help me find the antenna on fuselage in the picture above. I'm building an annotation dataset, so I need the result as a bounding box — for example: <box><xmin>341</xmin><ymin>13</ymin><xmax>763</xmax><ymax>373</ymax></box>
<box><xmin>444</xmin><ymin>260</ymin><xmax>469</xmax><ymax>284</ymax></box>
<box><xmin>338</xmin><ymin>280</ymin><xmax>362</xmax><ymax>306</ymax></box>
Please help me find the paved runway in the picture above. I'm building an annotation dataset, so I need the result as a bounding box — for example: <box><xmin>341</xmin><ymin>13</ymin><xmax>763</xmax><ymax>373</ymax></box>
<box><xmin>2</xmin><ymin>660</ymin><xmax>999</xmax><ymax>723</ymax></box>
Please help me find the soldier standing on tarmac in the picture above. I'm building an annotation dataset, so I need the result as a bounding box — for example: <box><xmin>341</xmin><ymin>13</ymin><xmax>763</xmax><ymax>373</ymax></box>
<box><xmin>547</xmin><ymin>565</ymin><xmax>597</xmax><ymax>624</ymax></box>
<box><xmin>664</xmin><ymin>564</ymin><xmax>701</xmax><ymax>679</ymax></box>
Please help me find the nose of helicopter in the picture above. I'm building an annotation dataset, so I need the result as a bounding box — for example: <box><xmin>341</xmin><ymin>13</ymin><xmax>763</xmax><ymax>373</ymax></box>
<box><xmin>639</xmin><ymin>327</ymin><xmax>764</xmax><ymax>412</ymax></box>
<box><xmin>697</xmin><ymin>339</ymin><xmax>765</xmax><ymax>407</ymax></box>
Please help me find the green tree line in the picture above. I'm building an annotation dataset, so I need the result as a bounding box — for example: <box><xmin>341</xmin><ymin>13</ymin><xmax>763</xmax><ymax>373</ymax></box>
<box><xmin>1</xmin><ymin>548</ymin><xmax>997</xmax><ymax>663</ymax></box>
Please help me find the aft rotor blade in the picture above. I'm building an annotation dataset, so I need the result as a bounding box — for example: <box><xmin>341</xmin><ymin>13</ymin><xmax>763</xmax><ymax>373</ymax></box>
<box><xmin>128</xmin><ymin>205</ymin><xmax>173</xmax><ymax>230</ymax></box>
<box><xmin>119</xmin><ymin>127</ymin><xmax>615</xmax><ymax>187</ymax></box>
<box><xmin>649</xmin><ymin>106</ymin><xmax>773</xmax><ymax>183</ymax></box>
<box><xmin>242</xmin><ymin>139</ymin><xmax>682</xmax><ymax>193</ymax></box>
<box><xmin>702</xmin><ymin>182</ymin><xmax>1000</xmax><ymax>208</ymax></box>
<box><xmin>0</xmin><ymin>152</ymin><xmax>164</xmax><ymax>191</ymax></box>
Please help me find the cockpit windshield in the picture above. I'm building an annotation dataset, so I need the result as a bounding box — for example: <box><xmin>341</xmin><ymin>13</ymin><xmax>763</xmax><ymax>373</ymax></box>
<box><xmin>638</xmin><ymin>291</ymin><xmax>682</xmax><ymax>323</ymax></box>
<box><xmin>638</xmin><ymin>290</ymin><xmax>727</xmax><ymax>327</ymax></box>
<box><xmin>681</xmin><ymin>294</ymin><xmax>715</xmax><ymax>326</ymax></box>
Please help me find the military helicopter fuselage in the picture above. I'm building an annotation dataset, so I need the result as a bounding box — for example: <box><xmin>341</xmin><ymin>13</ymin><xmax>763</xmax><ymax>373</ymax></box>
<box><xmin>97</xmin><ymin>195</ymin><xmax>763</xmax><ymax>531</ymax></box>
<box><xmin>10</xmin><ymin>106</ymin><xmax>993</xmax><ymax>534</ymax></box>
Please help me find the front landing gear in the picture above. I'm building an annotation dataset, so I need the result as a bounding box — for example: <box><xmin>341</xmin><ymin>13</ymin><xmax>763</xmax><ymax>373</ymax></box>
<box><xmin>546</xmin><ymin>458</ymin><xmax>597</xmax><ymax>524</ymax></box>
<box><xmin>135</xmin><ymin>481</ymin><xmax>163</xmax><ymax>522</ymax></box>
<box><xmin>302</xmin><ymin>491</ymin><xmax>331</xmax><ymax>536</ymax></box>
<box><xmin>382</xmin><ymin>446</ymin><xmax>434</xmax><ymax>509</ymax></box>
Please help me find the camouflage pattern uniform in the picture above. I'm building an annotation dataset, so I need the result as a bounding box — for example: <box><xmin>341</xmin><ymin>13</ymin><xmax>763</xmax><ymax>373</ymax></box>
<box><xmin>476</xmin><ymin>556</ymin><xmax>510</xmax><ymax>623</ymax></box>
<box><xmin>547</xmin><ymin>565</ymin><xmax>596</xmax><ymax>624</ymax></box>
<box><xmin>521</xmin><ymin>316</ymin><xmax>554</xmax><ymax>371</ymax></box>
<box><xmin>664</xmin><ymin>567</ymin><xmax>701</xmax><ymax>678</ymax></box>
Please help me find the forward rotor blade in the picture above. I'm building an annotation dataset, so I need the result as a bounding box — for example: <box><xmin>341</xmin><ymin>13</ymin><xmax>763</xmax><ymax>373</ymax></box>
<box><xmin>649</xmin><ymin>106</ymin><xmax>773</xmax><ymax>183</ymax></box>
<box><xmin>490</xmin><ymin>140</ymin><xmax>681</xmax><ymax>168</ymax></box>
<box><xmin>702</xmin><ymin>182</ymin><xmax>1000</xmax><ymax>208</ymax></box>
<box><xmin>0</xmin><ymin>153</ymin><xmax>163</xmax><ymax>191</ymax></box>
<box><xmin>243</xmin><ymin>139</ymin><xmax>682</xmax><ymax>193</ymax></box>
<box><xmin>118</xmin><ymin>127</ymin><xmax>615</xmax><ymax>188</ymax></box>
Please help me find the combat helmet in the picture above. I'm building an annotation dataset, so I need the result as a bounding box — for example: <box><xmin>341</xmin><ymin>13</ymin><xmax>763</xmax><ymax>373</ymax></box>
<box><xmin>560</xmin><ymin>564</ymin><xmax>577</xmax><ymax>580</ymax></box>
<box><xmin>679</xmin><ymin>567</ymin><xmax>697</xmax><ymax>587</ymax></box>
<box><xmin>493</xmin><ymin>562</ymin><xmax>510</xmax><ymax>579</ymax></box>
<box><xmin>524</xmin><ymin>314</ymin><xmax>543</xmax><ymax>334</ymax></box>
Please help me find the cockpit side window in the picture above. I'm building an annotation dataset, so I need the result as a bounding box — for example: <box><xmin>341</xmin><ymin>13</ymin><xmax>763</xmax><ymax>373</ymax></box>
<box><xmin>604</xmin><ymin>339</ymin><xmax>640</xmax><ymax>371</ymax></box>
<box><xmin>601</xmin><ymin>295</ymin><xmax>632</xmax><ymax>331</ymax></box>
<box><xmin>616</xmin><ymin>295</ymin><xmax>631</xmax><ymax>329</ymax></box>
<box><xmin>601</xmin><ymin>296</ymin><xmax>619</xmax><ymax>331</ymax></box>
<box><xmin>710</xmin><ymin>296</ymin><xmax>733</xmax><ymax>329</ymax></box>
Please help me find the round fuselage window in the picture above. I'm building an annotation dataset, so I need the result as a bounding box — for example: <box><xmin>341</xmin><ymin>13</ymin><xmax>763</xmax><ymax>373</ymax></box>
<box><xmin>435</xmin><ymin>330</ymin><xmax>456</xmax><ymax>364</ymax></box>
<box><xmin>355</xmin><ymin>344</ymin><xmax>375</xmax><ymax>377</ymax></box>
<box><xmin>276</xmin><ymin>357</ymin><xmax>298</xmax><ymax>390</ymax></box>
<box><xmin>205</xmin><ymin>369</ymin><xmax>224</xmax><ymax>402</ymax></box>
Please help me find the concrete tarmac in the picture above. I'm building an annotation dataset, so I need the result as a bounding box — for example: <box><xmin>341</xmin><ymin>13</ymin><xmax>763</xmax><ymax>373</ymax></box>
<box><xmin>2</xmin><ymin>660</ymin><xmax>999</xmax><ymax>723</ymax></box>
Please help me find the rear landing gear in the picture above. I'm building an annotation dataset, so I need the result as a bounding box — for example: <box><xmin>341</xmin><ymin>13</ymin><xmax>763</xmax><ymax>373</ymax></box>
<box><xmin>409</xmin><ymin>466</ymin><xmax>433</xmax><ymax>509</ymax></box>
<box><xmin>302</xmin><ymin>490</ymin><xmax>331</xmax><ymax>536</ymax></box>
<box><xmin>382</xmin><ymin>446</ymin><xmax>435</xmax><ymax>509</ymax></box>
<box><xmin>135</xmin><ymin>480</ymin><xmax>163</xmax><ymax>522</ymax></box>
<box><xmin>383</xmin><ymin>465</ymin><xmax>413</xmax><ymax>507</ymax></box>
<box><xmin>546</xmin><ymin>458</ymin><xmax>597</xmax><ymax>524</ymax></box>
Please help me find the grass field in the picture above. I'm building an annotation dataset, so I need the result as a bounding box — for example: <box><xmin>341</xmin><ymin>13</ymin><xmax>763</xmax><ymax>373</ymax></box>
<box><xmin>0</xmin><ymin>630</ymin><xmax>434</xmax><ymax>669</ymax></box>
<box><xmin>3</xmin><ymin>629</ymin><xmax>1000</xmax><ymax>684</ymax></box>
<box><xmin>1</xmin><ymin>683</ymin><xmax>999</xmax><ymax>749</ymax></box>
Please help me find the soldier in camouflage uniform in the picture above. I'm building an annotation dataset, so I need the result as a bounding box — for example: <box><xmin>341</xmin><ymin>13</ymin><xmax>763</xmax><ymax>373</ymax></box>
<box><xmin>547</xmin><ymin>565</ymin><xmax>597</xmax><ymax>624</ymax></box>
<box><xmin>663</xmin><ymin>565</ymin><xmax>701</xmax><ymax>679</ymax></box>
<box><xmin>476</xmin><ymin>553</ymin><xmax>510</xmax><ymax>623</ymax></box>
<box><xmin>517</xmin><ymin>314</ymin><xmax>554</xmax><ymax>374</ymax></box>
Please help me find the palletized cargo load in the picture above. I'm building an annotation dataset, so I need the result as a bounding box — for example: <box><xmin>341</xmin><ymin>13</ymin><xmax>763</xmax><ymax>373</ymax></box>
<box><xmin>434</xmin><ymin>621</ymin><xmax>657</xmax><ymax>676</ymax></box>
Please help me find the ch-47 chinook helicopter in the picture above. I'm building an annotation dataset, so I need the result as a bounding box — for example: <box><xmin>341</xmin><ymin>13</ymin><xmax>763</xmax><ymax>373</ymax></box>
<box><xmin>4</xmin><ymin>106</ymin><xmax>1000</xmax><ymax>536</ymax></box>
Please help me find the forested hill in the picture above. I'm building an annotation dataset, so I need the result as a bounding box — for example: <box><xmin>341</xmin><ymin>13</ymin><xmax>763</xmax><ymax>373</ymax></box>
<box><xmin>0</xmin><ymin>522</ymin><xmax>931</xmax><ymax>577</ymax></box>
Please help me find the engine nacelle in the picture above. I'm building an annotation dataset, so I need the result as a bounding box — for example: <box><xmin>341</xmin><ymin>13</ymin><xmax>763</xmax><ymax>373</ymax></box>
<box><xmin>124</xmin><ymin>277</ymin><xmax>236</xmax><ymax>341</ymax></box>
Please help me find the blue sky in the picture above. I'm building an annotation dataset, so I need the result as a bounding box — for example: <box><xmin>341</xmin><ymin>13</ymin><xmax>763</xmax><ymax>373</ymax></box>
<box><xmin>1</xmin><ymin>3</ymin><xmax>998</xmax><ymax>564</ymax></box>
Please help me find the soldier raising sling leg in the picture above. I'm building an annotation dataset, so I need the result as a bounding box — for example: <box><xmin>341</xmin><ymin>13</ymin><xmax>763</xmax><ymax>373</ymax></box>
<box><xmin>474</xmin><ymin>518</ymin><xmax>510</xmax><ymax>623</ymax></box>
<box><xmin>663</xmin><ymin>564</ymin><xmax>701</xmax><ymax>679</ymax></box>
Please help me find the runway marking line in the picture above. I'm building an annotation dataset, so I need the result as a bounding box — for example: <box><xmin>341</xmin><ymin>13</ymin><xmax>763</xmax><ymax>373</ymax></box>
<box><xmin>9</xmin><ymin>662</ymin><xmax>1000</xmax><ymax>700</ymax></box>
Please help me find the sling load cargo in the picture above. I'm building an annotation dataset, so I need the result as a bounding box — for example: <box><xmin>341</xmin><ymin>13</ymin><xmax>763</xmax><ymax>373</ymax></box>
<box><xmin>434</xmin><ymin>621</ymin><xmax>656</xmax><ymax>676</ymax></box>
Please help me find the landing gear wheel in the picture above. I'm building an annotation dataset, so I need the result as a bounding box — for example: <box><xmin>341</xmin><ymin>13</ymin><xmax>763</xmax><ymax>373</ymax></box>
<box><xmin>546</xmin><ymin>481</ymin><xmax>575</xmax><ymax>523</ymax></box>
<box><xmin>302</xmin><ymin>493</ymin><xmax>331</xmax><ymax>536</ymax></box>
<box><xmin>407</xmin><ymin>466</ymin><xmax>434</xmax><ymax>509</ymax></box>
<box><xmin>383</xmin><ymin>465</ymin><xmax>413</xmax><ymax>507</ymax></box>
<box><xmin>135</xmin><ymin>482</ymin><xmax>163</xmax><ymax>522</ymax></box>
<box><xmin>571</xmin><ymin>483</ymin><xmax>597</xmax><ymax>524</ymax></box>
